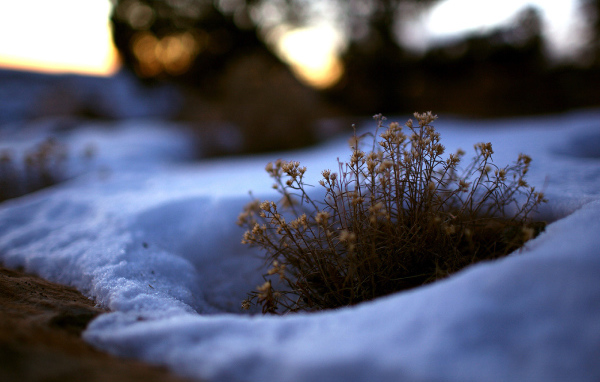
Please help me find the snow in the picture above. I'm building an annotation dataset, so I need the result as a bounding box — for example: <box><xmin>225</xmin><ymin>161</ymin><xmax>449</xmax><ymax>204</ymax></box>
<box><xmin>0</xmin><ymin>69</ymin><xmax>181</xmax><ymax>124</ymax></box>
<box><xmin>1</xmin><ymin>110</ymin><xmax>599</xmax><ymax>381</ymax></box>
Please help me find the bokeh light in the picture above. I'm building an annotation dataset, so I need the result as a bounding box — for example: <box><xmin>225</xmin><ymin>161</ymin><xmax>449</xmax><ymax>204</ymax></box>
<box><xmin>131</xmin><ymin>31</ymin><xmax>201</xmax><ymax>77</ymax></box>
<box><xmin>402</xmin><ymin>0</ymin><xmax>582</xmax><ymax>57</ymax></box>
<box><xmin>276</xmin><ymin>26</ymin><xmax>345</xmax><ymax>89</ymax></box>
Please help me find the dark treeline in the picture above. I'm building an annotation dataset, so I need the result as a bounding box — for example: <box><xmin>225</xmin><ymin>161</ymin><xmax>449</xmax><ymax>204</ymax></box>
<box><xmin>331</xmin><ymin>6</ymin><xmax>600</xmax><ymax>117</ymax></box>
<box><xmin>109</xmin><ymin>0</ymin><xmax>600</xmax><ymax>152</ymax></box>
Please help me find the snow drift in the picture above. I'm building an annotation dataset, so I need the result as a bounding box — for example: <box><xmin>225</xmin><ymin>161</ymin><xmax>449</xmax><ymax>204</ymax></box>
<box><xmin>0</xmin><ymin>111</ymin><xmax>599</xmax><ymax>381</ymax></box>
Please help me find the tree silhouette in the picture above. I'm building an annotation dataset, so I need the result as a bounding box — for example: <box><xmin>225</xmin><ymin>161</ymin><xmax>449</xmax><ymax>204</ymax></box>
<box><xmin>110</xmin><ymin>0</ymin><xmax>270</xmax><ymax>85</ymax></box>
<box><xmin>580</xmin><ymin>0</ymin><xmax>600</xmax><ymax>66</ymax></box>
<box><xmin>108</xmin><ymin>1</ymin><xmax>600</xmax><ymax>135</ymax></box>
<box><xmin>109</xmin><ymin>0</ymin><xmax>440</xmax><ymax>84</ymax></box>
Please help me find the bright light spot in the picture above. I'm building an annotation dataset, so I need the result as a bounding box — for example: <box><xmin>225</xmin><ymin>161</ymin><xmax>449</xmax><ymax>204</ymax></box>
<box><xmin>0</xmin><ymin>0</ymin><xmax>119</xmax><ymax>76</ymax></box>
<box><xmin>403</xmin><ymin>0</ymin><xmax>581</xmax><ymax>57</ymax></box>
<box><xmin>428</xmin><ymin>0</ymin><xmax>529</xmax><ymax>36</ymax></box>
<box><xmin>276</xmin><ymin>26</ymin><xmax>345</xmax><ymax>89</ymax></box>
<box><xmin>132</xmin><ymin>31</ymin><xmax>200</xmax><ymax>77</ymax></box>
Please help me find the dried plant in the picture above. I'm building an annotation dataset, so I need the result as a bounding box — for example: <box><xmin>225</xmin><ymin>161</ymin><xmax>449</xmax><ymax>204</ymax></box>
<box><xmin>0</xmin><ymin>137</ymin><xmax>94</xmax><ymax>202</ymax></box>
<box><xmin>238</xmin><ymin>112</ymin><xmax>547</xmax><ymax>314</ymax></box>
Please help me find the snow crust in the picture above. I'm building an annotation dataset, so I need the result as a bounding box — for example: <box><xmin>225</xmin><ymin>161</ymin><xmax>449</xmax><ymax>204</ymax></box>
<box><xmin>1</xmin><ymin>111</ymin><xmax>599</xmax><ymax>381</ymax></box>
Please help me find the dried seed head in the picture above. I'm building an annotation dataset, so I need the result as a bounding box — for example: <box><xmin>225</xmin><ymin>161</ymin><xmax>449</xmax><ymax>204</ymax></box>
<box><xmin>260</xmin><ymin>201</ymin><xmax>273</xmax><ymax>212</ymax></box>
<box><xmin>522</xmin><ymin>226</ymin><xmax>535</xmax><ymax>241</ymax></box>
<box><xmin>444</xmin><ymin>225</ymin><xmax>456</xmax><ymax>235</ymax></box>
<box><xmin>447</xmin><ymin>153</ymin><xmax>460</xmax><ymax>166</ymax></box>
<box><xmin>379</xmin><ymin>160</ymin><xmax>393</xmax><ymax>172</ymax></box>
<box><xmin>518</xmin><ymin>153</ymin><xmax>532</xmax><ymax>166</ymax></box>
<box><xmin>459</xmin><ymin>179</ymin><xmax>470</xmax><ymax>192</ymax></box>
<box><xmin>367</xmin><ymin>152</ymin><xmax>378</xmax><ymax>160</ymax></box>
<box><xmin>252</xmin><ymin>223</ymin><xmax>266</xmax><ymax>236</ymax></box>
<box><xmin>237</xmin><ymin>211</ymin><xmax>250</xmax><ymax>226</ymax></box>
<box><xmin>496</xmin><ymin>169</ymin><xmax>507</xmax><ymax>180</ymax></box>
<box><xmin>367</xmin><ymin>159</ymin><xmax>376</xmax><ymax>173</ymax></box>
<box><xmin>351</xmin><ymin>150</ymin><xmax>365</xmax><ymax>165</ymax></box>
<box><xmin>267</xmin><ymin>261</ymin><xmax>286</xmax><ymax>279</ymax></box>
<box><xmin>300</xmin><ymin>214</ymin><xmax>309</xmax><ymax>226</ymax></box>
<box><xmin>536</xmin><ymin>192</ymin><xmax>547</xmax><ymax>203</ymax></box>
<box><xmin>256</xmin><ymin>280</ymin><xmax>273</xmax><ymax>301</ymax></box>
<box><xmin>414</xmin><ymin>111</ymin><xmax>438</xmax><ymax>126</ymax></box>
<box><xmin>348</xmin><ymin>135</ymin><xmax>360</xmax><ymax>149</ymax></box>
<box><xmin>369</xmin><ymin>202</ymin><xmax>385</xmax><ymax>212</ymax></box>
<box><xmin>475</xmin><ymin>142</ymin><xmax>494</xmax><ymax>158</ymax></box>
<box><xmin>241</xmin><ymin>231</ymin><xmax>252</xmax><ymax>244</ymax></box>
<box><xmin>339</xmin><ymin>230</ymin><xmax>356</xmax><ymax>243</ymax></box>
<box><xmin>315</xmin><ymin>211</ymin><xmax>330</xmax><ymax>225</ymax></box>
<box><xmin>290</xmin><ymin>219</ymin><xmax>300</xmax><ymax>230</ymax></box>
<box><xmin>435</xmin><ymin>143</ymin><xmax>445</xmax><ymax>155</ymax></box>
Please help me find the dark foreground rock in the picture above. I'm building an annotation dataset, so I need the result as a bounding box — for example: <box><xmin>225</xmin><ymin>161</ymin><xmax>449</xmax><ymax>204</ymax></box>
<box><xmin>0</xmin><ymin>266</ymin><xmax>192</xmax><ymax>382</ymax></box>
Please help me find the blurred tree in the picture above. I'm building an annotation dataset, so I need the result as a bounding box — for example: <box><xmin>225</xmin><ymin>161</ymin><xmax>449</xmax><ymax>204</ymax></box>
<box><xmin>580</xmin><ymin>0</ymin><xmax>600</xmax><ymax>66</ymax></box>
<box><xmin>108</xmin><ymin>0</ymin><xmax>441</xmax><ymax>153</ymax></box>
<box><xmin>109</xmin><ymin>0</ymin><xmax>343</xmax><ymax>154</ymax></box>
<box><xmin>109</xmin><ymin>0</ymin><xmax>440</xmax><ymax>84</ymax></box>
<box><xmin>325</xmin><ymin>0</ymin><xmax>440</xmax><ymax>113</ymax></box>
<box><xmin>110</xmin><ymin>0</ymin><xmax>268</xmax><ymax>84</ymax></box>
<box><xmin>409</xmin><ymin>6</ymin><xmax>553</xmax><ymax>116</ymax></box>
<box><xmin>109</xmin><ymin>1</ymin><xmax>600</xmax><ymax>137</ymax></box>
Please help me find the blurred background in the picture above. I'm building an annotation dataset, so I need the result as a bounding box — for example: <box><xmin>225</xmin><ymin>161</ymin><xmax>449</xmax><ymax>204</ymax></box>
<box><xmin>1</xmin><ymin>0</ymin><xmax>599</xmax><ymax>154</ymax></box>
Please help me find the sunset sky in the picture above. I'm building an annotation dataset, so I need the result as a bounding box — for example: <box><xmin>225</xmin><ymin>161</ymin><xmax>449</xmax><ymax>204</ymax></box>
<box><xmin>0</xmin><ymin>0</ymin><xmax>119</xmax><ymax>76</ymax></box>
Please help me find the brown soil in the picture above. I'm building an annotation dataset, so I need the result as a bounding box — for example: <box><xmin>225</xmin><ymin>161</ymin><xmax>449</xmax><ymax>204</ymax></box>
<box><xmin>0</xmin><ymin>266</ymin><xmax>193</xmax><ymax>382</ymax></box>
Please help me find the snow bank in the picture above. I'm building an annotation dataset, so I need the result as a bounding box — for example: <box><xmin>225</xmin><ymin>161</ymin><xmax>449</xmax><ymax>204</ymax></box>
<box><xmin>0</xmin><ymin>69</ymin><xmax>181</xmax><ymax>123</ymax></box>
<box><xmin>0</xmin><ymin>111</ymin><xmax>599</xmax><ymax>381</ymax></box>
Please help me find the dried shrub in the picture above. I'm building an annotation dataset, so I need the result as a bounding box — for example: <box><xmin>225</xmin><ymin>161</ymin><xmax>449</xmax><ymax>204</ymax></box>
<box><xmin>238</xmin><ymin>112</ymin><xmax>547</xmax><ymax>314</ymax></box>
<box><xmin>0</xmin><ymin>138</ymin><xmax>92</xmax><ymax>202</ymax></box>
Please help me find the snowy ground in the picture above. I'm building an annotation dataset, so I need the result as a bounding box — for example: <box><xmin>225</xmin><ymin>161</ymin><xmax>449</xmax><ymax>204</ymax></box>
<box><xmin>0</xmin><ymin>110</ymin><xmax>599</xmax><ymax>381</ymax></box>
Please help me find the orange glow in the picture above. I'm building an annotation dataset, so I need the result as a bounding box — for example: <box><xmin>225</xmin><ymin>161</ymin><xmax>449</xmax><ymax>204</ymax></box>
<box><xmin>131</xmin><ymin>31</ymin><xmax>200</xmax><ymax>77</ymax></box>
<box><xmin>276</xmin><ymin>26</ymin><xmax>345</xmax><ymax>89</ymax></box>
<box><xmin>0</xmin><ymin>0</ymin><xmax>120</xmax><ymax>76</ymax></box>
